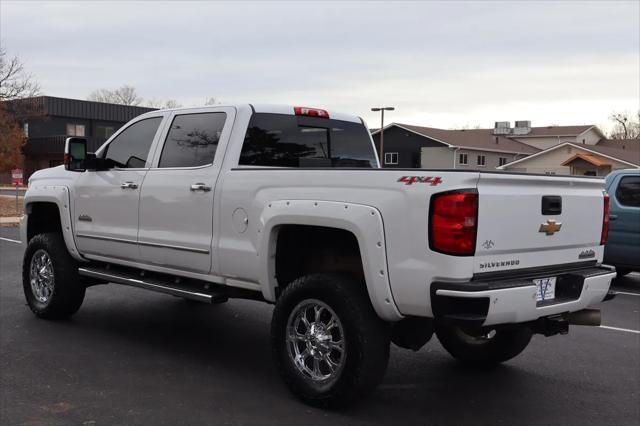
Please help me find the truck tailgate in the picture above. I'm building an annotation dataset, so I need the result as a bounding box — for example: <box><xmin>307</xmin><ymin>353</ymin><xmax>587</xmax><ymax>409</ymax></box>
<box><xmin>474</xmin><ymin>173</ymin><xmax>606</xmax><ymax>274</ymax></box>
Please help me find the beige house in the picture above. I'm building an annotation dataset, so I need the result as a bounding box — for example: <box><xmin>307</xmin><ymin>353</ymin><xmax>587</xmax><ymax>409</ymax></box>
<box><xmin>373</xmin><ymin>120</ymin><xmax>638</xmax><ymax>175</ymax></box>
<box><xmin>413</xmin><ymin>121</ymin><xmax>608</xmax><ymax>170</ymax></box>
<box><xmin>498</xmin><ymin>140</ymin><xmax>640</xmax><ymax>176</ymax></box>
<box><xmin>505</xmin><ymin>124</ymin><xmax>606</xmax><ymax>150</ymax></box>
<box><xmin>391</xmin><ymin>124</ymin><xmax>541</xmax><ymax>169</ymax></box>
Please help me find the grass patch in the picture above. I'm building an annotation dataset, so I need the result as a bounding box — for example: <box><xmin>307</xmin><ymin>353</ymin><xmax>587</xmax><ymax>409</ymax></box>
<box><xmin>0</xmin><ymin>196</ymin><xmax>24</xmax><ymax>217</ymax></box>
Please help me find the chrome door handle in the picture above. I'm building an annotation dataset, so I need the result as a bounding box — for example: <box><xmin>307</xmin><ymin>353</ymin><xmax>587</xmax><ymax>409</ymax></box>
<box><xmin>120</xmin><ymin>181</ymin><xmax>138</xmax><ymax>189</ymax></box>
<box><xmin>609</xmin><ymin>214</ymin><xmax>618</xmax><ymax>221</ymax></box>
<box><xmin>190</xmin><ymin>183</ymin><xmax>211</xmax><ymax>192</ymax></box>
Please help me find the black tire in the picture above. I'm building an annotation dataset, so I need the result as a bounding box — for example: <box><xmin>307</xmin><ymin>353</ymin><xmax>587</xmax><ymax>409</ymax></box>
<box><xmin>271</xmin><ymin>273</ymin><xmax>390</xmax><ymax>408</ymax></box>
<box><xmin>22</xmin><ymin>233</ymin><xmax>86</xmax><ymax>319</ymax></box>
<box><xmin>435</xmin><ymin>323</ymin><xmax>532</xmax><ymax>366</ymax></box>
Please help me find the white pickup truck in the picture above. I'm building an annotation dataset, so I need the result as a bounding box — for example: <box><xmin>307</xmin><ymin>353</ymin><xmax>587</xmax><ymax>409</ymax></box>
<box><xmin>21</xmin><ymin>104</ymin><xmax>616</xmax><ymax>407</ymax></box>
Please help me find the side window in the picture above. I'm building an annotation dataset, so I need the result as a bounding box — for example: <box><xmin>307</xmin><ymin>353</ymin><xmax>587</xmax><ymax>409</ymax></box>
<box><xmin>616</xmin><ymin>176</ymin><xmax>640</xmax><ymax>207</ymax></box>
<box><xmin>158</xmin><ymin>112</ymin><xmax>226</xmax><ymax>168</ymax></box>
<box><xmin>104</xmin><ymin>117</ymin><xmax>162</xmax><ymax>168</ymax></box>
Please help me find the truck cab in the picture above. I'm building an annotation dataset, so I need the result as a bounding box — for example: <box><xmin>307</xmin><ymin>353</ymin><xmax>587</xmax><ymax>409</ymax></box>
<box><xmin>604</xmin><ymin>169</ymin><xmax>640</xmax><ymax>276</ymax></box>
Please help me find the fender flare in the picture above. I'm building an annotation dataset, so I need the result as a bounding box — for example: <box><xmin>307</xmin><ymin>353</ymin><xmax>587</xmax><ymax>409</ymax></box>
<box><xmin>22</xmin><ymin>185</ymin><xmax>85</xmax><ymax>262</ymax></box>
<box><xmin>256</xmin><ymin>199</ymin><xmax>403</xmax><ymax>322</ymax></box>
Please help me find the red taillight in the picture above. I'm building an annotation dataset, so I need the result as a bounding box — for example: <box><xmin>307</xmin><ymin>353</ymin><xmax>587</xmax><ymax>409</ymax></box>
<box><xmin>429</xmin><ymin>190</ymin><xmax>478</xmax><ymax>256</ymax></box>
<box><xmin>601</xmin><ymin>193</ymin><xmax>610</xmax><ymax>245</ymax></box>
<box><xmin>294</xmin><ymin>106</ymin><xmax>329</xmax><ymax>118</ymax></box>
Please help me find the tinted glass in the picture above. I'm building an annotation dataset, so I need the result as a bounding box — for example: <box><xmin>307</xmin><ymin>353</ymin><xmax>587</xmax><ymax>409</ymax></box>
<box><xmin>239</xmin><ymin>113</ymin><xmax>376</xmax><ymax>168</ymax></box>
<box><xmin>158</xmin><ymin>112</ymin><xmax>226</xmax><ymax>168</ymax></box>
<box><xmin>616</xmin><ymin>176</ymin><xmax>640</xmax><ymax>207</ymax></box>
<box><xmin>104</xmin><ymin>117</ymin><xmax>162</xmax><ymax>168</ymax></box>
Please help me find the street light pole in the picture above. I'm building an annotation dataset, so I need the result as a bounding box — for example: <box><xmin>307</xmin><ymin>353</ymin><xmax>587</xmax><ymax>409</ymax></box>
<box><xmin>371</xmin><ymin>107</ymin><xmax>395</xmax><ymax>168</ymax></box>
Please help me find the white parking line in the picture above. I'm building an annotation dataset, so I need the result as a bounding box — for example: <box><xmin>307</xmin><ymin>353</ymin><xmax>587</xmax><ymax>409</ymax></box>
<box><xmin>599</xmin><ymin>325</ymin><xmax>640</xmax><ymax>335</ymax></box>
<box><xmin>0</xmin><ymin>237</ymin><xmax>21</xmax><ymax>244</ymax></box>
<box><xmin>614</xmin><ymin>291</ymin><xmax>640</xmax><ymax>297</ymax></box>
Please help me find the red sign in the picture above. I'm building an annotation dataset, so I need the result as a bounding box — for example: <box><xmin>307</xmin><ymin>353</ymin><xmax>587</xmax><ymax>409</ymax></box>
<box><xmin>11</xmin><ymin>168</ymin><xmax>23</xmax><ymax>186</ymax></box>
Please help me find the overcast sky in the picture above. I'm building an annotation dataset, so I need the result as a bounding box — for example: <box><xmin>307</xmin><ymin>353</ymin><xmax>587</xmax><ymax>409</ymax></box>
<box><xmin>1</xmin><ymin>1</ymin><xmax>639</xmax><ymax>130</ymax></box>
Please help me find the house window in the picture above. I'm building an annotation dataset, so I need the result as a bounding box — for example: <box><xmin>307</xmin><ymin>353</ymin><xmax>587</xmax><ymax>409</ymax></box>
<box><xmin>96</xmin><ymin>125</ymin><xmax>116</xmax><ymax>139</ymax></box>
<box><xmin>66</xmin><ymin>123</ymin><xmax>86</xmax><ymax>137</ymax></box>
<box><xmin>458</xmin><ymin>153</ymin><xmax>468</xmax><ymax>165</ymax></box>
<box><xmin>23</xmin><ymin>122</ymin><xmax>29</xmax><ymax>137</ymax></box>
<box><xmin>384</xmin><ymin>152</ymin><xmax>398</xmax><ymax>165</ymax></box>
<box><xmin>477</xmin><ymin>155</ymin><xmax>486</xmax><ymax>166</ymax></box>
<box><xmin>499</xmin><ymin>157</ymin><xmax>508</xmax><ymax>166</ymax></box>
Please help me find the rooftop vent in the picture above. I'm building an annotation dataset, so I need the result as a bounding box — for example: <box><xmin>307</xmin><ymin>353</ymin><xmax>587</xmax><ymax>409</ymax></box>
<box><xmin>513</xmin><ymin>120</ymin><xmax>532</xmax><ymax>135</ymax></box>
<box><xmin>494</xmin><ymin>121</ymin><xmax>511</xmax><ymax>135</ymax></box>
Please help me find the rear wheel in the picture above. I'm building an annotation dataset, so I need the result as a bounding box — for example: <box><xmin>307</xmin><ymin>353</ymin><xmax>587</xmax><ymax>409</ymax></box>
<box><xmin>271</xmin><ymin>273</ymin><xmax>390</xmax><ymax>407</ymax></box>
<box><xmin>435</xmin><ymin>323</ymin><xmax>532</xmax><ymax>366</ymax></box>
<box><xmin>22</xmin><ymin>233</ymin><xmax>85</xmax><ymax>319</ymax></box>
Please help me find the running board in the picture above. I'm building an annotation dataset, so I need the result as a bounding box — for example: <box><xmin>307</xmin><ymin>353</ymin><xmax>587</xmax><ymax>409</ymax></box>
<box><xmin>78</xmin><ymin>265</ymin><xmax>234</xmax><ymax>304</ymax></box>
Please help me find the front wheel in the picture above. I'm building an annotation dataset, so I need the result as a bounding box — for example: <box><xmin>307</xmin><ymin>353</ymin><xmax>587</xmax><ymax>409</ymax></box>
<box><xmin>271</xmin><ymin>274</ymin><xmax>390</xmax><ymax>407</ymax></box>
<box><xmin>22</xmin><ymin>233</ymin><xmax>86</xmax><ymax>319</ymax></box>
<box><xmin>435</xmin><ymin>323</ymin><xmax>532</xmax><ymax>366</ymax></box>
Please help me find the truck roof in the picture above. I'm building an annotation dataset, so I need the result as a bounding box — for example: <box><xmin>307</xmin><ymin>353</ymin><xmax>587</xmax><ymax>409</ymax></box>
<box><xmin>142</xmin><ymin>103</ymin><xmax>364</xmax><ymax>124</ymax></box>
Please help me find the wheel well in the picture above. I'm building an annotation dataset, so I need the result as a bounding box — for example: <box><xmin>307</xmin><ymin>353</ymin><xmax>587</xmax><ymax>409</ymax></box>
<box><xmin>275</xmin><ymin>225</ymin><xmax>365</xmax><ymax>293</ymax></box>
<box><xmin>26</xmin><ymin>202</ymin><xmax>62</xmax><ymax>242</ymax></box>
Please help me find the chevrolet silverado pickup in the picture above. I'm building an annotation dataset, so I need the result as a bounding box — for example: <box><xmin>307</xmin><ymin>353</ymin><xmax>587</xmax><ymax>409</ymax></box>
<box><xmin>21</xmin><ymin>104</ymin><xmax>616</xmax><ymax>406</ymax></box>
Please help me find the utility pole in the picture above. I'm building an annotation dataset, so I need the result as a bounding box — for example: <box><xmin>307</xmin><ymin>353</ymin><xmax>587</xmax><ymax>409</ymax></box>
<box><xmin>371</xmin><ymin>107</ymin><xmax>395</xmax><ymax>167</ymax></box>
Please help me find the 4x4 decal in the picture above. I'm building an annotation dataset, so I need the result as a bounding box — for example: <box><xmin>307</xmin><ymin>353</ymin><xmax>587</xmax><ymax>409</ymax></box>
<box><xmin>397</xmin><ymin>176</ymin><xmax>443</xmax><ymax>186</ymax></box>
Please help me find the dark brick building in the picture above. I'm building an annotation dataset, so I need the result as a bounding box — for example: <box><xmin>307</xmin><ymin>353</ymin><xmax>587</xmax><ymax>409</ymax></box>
<box><xmin>4</xmin><ymin>96</ymin><xmax>155</xmax><ymax>181</ymax></box>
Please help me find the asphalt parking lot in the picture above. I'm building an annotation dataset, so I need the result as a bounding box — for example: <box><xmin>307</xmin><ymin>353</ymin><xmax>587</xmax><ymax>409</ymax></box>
<box><xmin>1</xmin><ymin>227</ymin><xmax>639</xmax><ymax>426</ymax></box>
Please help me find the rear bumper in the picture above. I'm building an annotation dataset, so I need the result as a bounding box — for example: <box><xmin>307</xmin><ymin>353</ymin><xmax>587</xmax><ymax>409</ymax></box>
<box><xmin>432</xmin><ymin>265</ymin><xmax>616</xmax><ymax>327</ymax></box>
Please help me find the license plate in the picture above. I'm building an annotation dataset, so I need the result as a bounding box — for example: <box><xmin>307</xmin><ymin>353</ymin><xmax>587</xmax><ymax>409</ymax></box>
<box><xmin>534</xmin><ymin>277</ymin><xmax>556</xmax><ymax>302</ymax></box>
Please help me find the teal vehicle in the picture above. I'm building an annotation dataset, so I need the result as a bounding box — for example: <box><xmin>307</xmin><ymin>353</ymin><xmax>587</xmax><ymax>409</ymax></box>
<box><xmin>604</xmin><ymin>169</ymin><xmax>640</xmax><ymax>277</ymax></box>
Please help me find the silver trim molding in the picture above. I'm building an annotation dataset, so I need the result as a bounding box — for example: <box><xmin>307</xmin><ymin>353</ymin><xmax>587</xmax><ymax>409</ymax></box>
<box><xmin>76</xmin><ymin>233</ymin><xmax>137</xmax><ymax>245</ymax></box>
<box><xmin>138</xmin><ymin>240</ymin><xmax>210</xmax><ymax>254</ymax></box>
<box><xmin>75</xmin><ymin>233</ymin><xmax>209</xmax><ymax>254</ymax></box>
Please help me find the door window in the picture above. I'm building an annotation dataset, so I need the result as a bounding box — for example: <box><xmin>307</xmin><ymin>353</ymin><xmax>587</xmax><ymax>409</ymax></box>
<box><xmin>616</xmin><ymin>176</ymin><xmax>640</xmax><ymax>207</ymax></box>
<box><xmin>104</xmin><ymin>117</ymin><xmax>163</xmax><ymax>168</ymax></box>
<box><xmin>158</xmin><ymin>112</ymin><xmax>227</xmax><ymax>168</ymax></box>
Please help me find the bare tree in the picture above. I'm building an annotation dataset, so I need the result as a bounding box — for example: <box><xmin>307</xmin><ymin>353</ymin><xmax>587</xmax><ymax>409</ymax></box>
<box><xmin>609</xmin><ymin>111</ymin><xmax>640</xmax><ymax>139</ymax></box>
<box><xmin>87</xmin><ymin>85</ymin><xmax>143</xmax><ymax>106</ymax></box>
<box><xmin>0</xmin><ymin>103</ymin><xmax>25</xmax><ymax>173</ymax></box>
<box><xmin>0</xmin><ymin>46</ymin><xmax>41</xmax><ymax>101</ymax></box>
<box><xmin>204</xmin><ymin>97</ymin><xmax>221</xmax><ymax>106</ymax></box>
<box><xmin>452</xmin><ymin>123</ymin><xmax>482</xmax><ymax>130</ymax></box>
<box><xmin>146</xmin><ymin>98</ymin><xmax>182</xmax><ymax>109</ymax></box>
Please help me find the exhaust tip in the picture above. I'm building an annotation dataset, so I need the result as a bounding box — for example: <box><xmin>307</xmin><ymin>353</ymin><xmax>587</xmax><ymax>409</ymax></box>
<box><xmin>568</xmin><ymin>309</ymin><xmax>601</xmax><ymax>327</ymax></box>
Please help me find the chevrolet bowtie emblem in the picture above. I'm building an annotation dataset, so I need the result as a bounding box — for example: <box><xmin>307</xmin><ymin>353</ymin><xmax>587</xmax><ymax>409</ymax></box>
<box><xmin>539</xmin><ymin>219</ymin><xmax>562</xmax><ymax>235</ymax></box>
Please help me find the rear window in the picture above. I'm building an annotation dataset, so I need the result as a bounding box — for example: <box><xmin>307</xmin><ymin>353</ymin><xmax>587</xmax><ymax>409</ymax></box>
<box><xmin>239</xmin><ymin>113</ymin><xmax>377</xmax><ymax>168</ymax></box>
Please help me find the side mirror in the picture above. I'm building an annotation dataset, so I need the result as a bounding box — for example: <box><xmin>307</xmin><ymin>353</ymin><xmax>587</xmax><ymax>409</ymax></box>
<box><xmin>64</xmin><ymin>137</ymin><xmax>87</xmax><ymax>171</ymax></box>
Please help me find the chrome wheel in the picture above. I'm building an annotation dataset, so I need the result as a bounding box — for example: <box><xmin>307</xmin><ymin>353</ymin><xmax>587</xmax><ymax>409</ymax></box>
<box><xmin>286</xmin><ymin>299</ymin><xmax>346</xmax><ymax>382</ymax></box>
<box><xmin>29</xmin><ymin>249</ymin><xmax>54</xmax><ymax>303</ymax></box>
